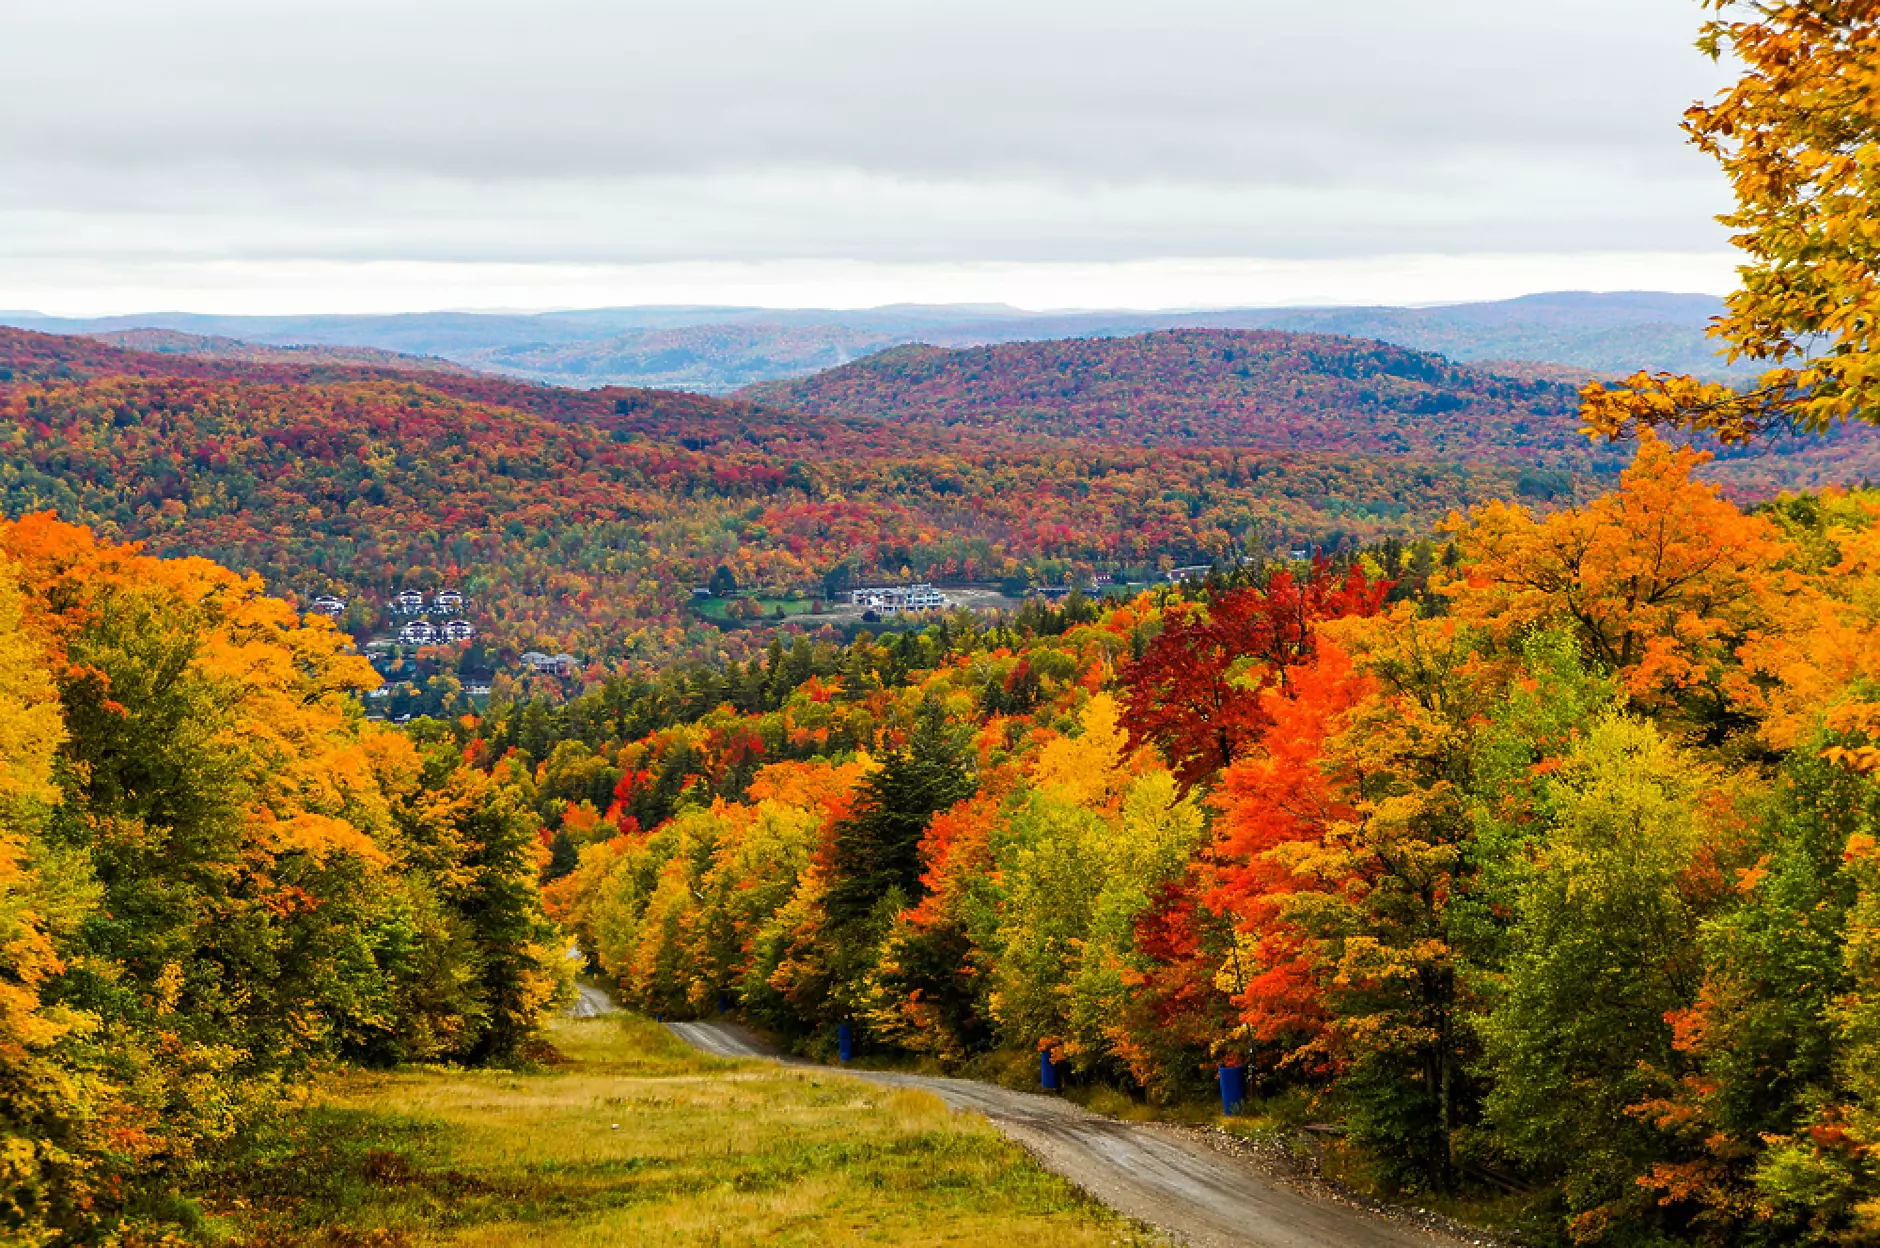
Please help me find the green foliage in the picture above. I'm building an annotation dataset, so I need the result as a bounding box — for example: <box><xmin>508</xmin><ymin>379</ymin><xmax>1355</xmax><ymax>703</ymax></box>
<box><xmin>1065</xmin><ymin>775</ymin><xmax>1207</xmax><ymax>1059</ymax></box>
<box><xmin>826</xmin><ymin>701</ymin><xmax>975</xmax><ymax>929</ymax></box>
<box><xmin>1479</xmin><ymin>715</ymin><xmax>1705</xmax><ymax>1236</ymax></box>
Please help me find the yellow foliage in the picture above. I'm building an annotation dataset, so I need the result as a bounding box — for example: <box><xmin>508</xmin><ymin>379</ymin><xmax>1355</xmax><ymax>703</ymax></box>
<box><xmin>0</xmin><ymin>557</ymin><xmax>62</xmax><ymax>807</ymax></box>
<box><xmin>1030</xmin><ymin>693</ymin><xmax>1131</xmax><ymax>808</ymax></box>
<box><xmin>0</xmin><ymin>515</ymin><xmax>567</xmax><ymax>1239</ymax></box>
<box><xmin>0</xmin><ymin>556</ymin><xmax>84</xmax><ymax>1239</ymax></box>
<box><xmin>1581</xmin><ymin>4</ymin><xmax>1880</xmax><ymax>444</ymax></box>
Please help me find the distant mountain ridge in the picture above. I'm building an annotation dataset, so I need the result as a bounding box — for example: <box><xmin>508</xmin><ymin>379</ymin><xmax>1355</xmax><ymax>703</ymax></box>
<box><xmin>740</xmin><ymin>325</ymin><xmax>1877</xmax><ymax>499</ymax></box>
<box><xmin>743</xmin><ymin>328</ymin><xmax>1618</xmax><ymax>467</ymax></box>
<box><xmin>86</xmin><ymin>328</ymin><xmax>477</xmax><ymax>375</ymax></box>
<box><xmin>1</xmin><ymin>292</ymin><xmax>1740</xmax><ymax>393</ymax></box>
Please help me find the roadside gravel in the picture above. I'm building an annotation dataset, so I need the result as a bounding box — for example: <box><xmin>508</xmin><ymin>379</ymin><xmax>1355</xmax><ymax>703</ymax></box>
<box><xmin>664</xmin><ymin>1019</ymin><xmax>1499</xmax><ymax>1248</ymax></box>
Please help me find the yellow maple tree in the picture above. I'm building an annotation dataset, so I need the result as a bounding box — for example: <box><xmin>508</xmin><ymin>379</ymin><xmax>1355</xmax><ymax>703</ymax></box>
<box><xmin>1582</xmin><ymin>2</ymin><xmax>1880</xmax><ymax>444</ymax></box>
<box><xmin>1030</xmin><ymin>692</ymin><xmax>1134</xmax><ymax>808</ymax></box>
<box><xmin>0</xmin><ymin>554</ymin><xmax>85</xmax><ymax>1240</ymax></box>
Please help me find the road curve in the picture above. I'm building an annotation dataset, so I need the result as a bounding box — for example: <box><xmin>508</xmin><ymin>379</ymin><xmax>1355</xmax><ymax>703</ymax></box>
<box><xmin>568</xmin><ymin>982</ymin><xmax>619</xmax><ymax>1019</ymax></box>
<box><xmin>663</xmin><ymin>1020</ymin><xmax>1478</xmax><ymax>1248</ymax></box>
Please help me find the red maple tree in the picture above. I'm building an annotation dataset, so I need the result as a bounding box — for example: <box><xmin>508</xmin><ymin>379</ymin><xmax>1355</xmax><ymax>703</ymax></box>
<box><xmin>1121</xmin><ymin>563</ymin><xmax>1387</xmax><ymax>789</ymax></box>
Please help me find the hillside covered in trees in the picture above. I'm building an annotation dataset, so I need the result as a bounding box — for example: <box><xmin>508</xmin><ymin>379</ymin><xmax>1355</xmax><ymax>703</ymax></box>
<box><xmin>745</xmin><ymin>329</ymin><xmax>1608</xmax><ymax>459</ymax></box>
<box><xmin>521</xmin><ymin>439</ymin><xmax>1880</xmax><ymax>1245</ymax></box>
<box><xmin>5</xmin><ymin>324</ymin><xmax>1874</xmax><ymax>676</ymax></box>
<box><xmin>0</xmin><ymin>326</ymin><xmax>1558</xmax><ymax>670</ymax></box>
<box><xmin>744</xmin><ymin>329</ymin><xmax>1880</xmax><ymax>492</ymax></box>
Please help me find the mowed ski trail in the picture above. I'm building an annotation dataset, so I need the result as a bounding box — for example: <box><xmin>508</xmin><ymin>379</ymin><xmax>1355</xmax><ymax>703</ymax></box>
<box><xmin>664</xmin><ymin>1020</ymin><xmax>1483</xmax><ymax>1248</ymax></box>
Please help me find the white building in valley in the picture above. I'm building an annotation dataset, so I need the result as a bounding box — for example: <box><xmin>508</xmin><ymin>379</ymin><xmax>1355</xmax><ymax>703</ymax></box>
<box><xmin>849</xmin><ymin>584</ymin><xmax>949</xmax><ymax>615</ymax></box>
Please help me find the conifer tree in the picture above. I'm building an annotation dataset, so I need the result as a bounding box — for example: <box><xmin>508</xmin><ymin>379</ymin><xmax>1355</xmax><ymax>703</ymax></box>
<box><xmin>825</xmin><ymin>700</ymin><xmax>975</xmax><ymax>927</ymax></box>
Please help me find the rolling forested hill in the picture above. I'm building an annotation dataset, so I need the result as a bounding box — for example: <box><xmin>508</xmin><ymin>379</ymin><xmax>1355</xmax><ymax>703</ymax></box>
<box><xmin>744</xmin><ymin>330</ymin><xmax>1607</xmax><ymax>460</ymax></box>
<box><xmin>744</xmin><ymin>327</ymin><xmax>1880</xmax><ymax>497</ymax></box>
<box><xmin>0</xmin><ymin>327</ymin><xmax>1545</xmax><ymax>671</ymax></box>
<box><xmin>3</xmin><ymin>291</ymin><xmax>1742</xmax><ymax>392</ymax></box>
<box><xmin>3</xmin><ymin>319</ymin><xmax>1870</xmax><ymax>674</ymax></box>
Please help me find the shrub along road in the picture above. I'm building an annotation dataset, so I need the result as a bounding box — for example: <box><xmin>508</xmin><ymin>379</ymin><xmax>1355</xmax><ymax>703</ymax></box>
<box><xmin>665</xmin><ymin>1020</ymin><xmax>1484</xmax><ymax>1248</ymax></box>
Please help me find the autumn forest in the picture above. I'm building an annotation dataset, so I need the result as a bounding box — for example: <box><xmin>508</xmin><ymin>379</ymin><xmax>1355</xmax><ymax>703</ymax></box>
<box><xmin>8</xmin><ymin>2</ymin><xmax>1880</xmax><ymax>1245</ymax></box>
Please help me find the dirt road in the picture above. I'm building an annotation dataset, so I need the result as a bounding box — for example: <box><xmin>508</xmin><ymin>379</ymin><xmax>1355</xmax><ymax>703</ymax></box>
<box><xmin>567</xmin><ymin>982</ymin><xmax>619</xmax><ymax>1019</ymax></box>
<box><xmin>664</xmin><ymin>1020</ymin><xmax>1482</xmax><ymax>1248</ymax></box>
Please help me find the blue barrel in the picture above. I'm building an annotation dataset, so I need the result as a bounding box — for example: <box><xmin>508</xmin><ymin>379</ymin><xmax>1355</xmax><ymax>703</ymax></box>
<box><xmin>1040</xmin><ymin>1050</ymin><xmax>1061</xmax><ymax>1091</ymax></box>
<box><xmin>1218</xmin><ymin>1062</ymin><xmax>1246</xmax><ymax>1116</ymax></box>
<box><xmin>838</xmin><ymin>1022</ymin><xmax>855</xmax><ymax>1063</ymax></box>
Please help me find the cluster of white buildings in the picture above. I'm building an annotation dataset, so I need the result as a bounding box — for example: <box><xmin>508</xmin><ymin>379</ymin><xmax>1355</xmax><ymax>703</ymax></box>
<box><xmin>390</xmin><ymin>589</ymin><xmax>465</xmax><ymax>615</ymax></box>
<box><xmin>370</xmin><ymin>588</ymin><xmax>475</xmax><ymax>646</ymax></box>
<box><xmin>309</xmin><ymin>592</ymin><xmax>476</xmax><ymax>642</ymax></box>
<box><xmin>398</xmin><ymin>618</ymin><xmax>476</xmax><ymax>646</ymax></box>
<box><xmin>849</xmin><ymin>584</ymin><xmax>949</xmax><ymax>615</ymax></box>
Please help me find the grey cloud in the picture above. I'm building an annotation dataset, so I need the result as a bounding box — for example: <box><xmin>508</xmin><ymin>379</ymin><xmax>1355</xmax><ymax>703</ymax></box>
<box><xmin>0</xmin><ymin>0</ymin><xmax>1735</xmax><ymax>268</ymax></box>
<box><xmin>0</xmin><ymin>162</ymin><xmax>1724</xmax><ymax>266</ymax></box>
<box><xmin>11</xmin><ymin>1</ymin><xmax>1719</xmax><ymax>175</ymax></box>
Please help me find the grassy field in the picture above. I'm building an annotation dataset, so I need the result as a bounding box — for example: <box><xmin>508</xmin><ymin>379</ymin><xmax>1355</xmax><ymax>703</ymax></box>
<box><xmin>201</xmin><ymin>1014</ymin><xmax>1157</xmax><ymax>1247</ymax></box>
<box><xmin>690</xmin><ymin>594</ymin><xmax>825</xmax><ymax>622</ymax></box>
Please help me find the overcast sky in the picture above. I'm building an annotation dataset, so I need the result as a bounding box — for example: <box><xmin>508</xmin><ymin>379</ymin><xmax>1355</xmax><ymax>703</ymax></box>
<box><xmin>1</xmin><ymin>0</ymin><xmax>1738</xmax><ymax>314</ymax></box>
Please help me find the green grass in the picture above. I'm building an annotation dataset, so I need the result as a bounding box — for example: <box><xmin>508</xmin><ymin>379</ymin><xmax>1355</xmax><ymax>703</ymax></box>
<box><xmin>193</xmin><ymin>1015</ymin><xmax>1160</xmax><ymax>1247</ymax></box>
<box><xmin>690</xmin><ymin>595</ymin><xmax>824</xmax><ymax>622</ymax></box>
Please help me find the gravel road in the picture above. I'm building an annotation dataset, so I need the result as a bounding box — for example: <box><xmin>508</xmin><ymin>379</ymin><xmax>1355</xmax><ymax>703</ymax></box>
<box><xmin>567</xmin><ymin>982</ymin><xmax>619</xmax><ymax>1019</ymax></box>
<box><xmin>663</xmin><ymin>1019</ymin><xmax>1486</xmax><ymax>1248</ymax></box>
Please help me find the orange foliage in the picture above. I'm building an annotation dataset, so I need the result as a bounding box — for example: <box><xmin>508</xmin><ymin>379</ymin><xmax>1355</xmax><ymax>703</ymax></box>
<box><xmin>1208</xmin><ymin>642</ymin><xmax>1375</xmax><ymax>1054</ymax></box>
<box><xmin>1446</xmin><ymin>433</ymin><xmax>1793</xmax><ymax>708</ymax></box>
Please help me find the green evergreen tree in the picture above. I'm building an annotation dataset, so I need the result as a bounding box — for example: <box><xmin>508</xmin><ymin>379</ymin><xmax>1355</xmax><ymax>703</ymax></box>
<box><xmin>825</xmin><ymin>701</ymin><xmax>975</xmax><ymax>928</ymax></box>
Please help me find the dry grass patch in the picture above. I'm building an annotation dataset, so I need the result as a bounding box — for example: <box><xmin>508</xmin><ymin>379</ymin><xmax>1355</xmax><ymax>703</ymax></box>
<box><xmin>202</xmin><ymin>1015</ymin><xmax>1158</xmax><ymax>1247</ymax></box>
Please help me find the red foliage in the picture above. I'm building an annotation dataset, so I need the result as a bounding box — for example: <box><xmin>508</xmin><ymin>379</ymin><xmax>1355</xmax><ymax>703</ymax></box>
<box><xmin>1121</xmin><ymin>563</ymin><xmax>1386</xmax><ymax>789</ymax></box>
<box><xmin>1205</xmin><ymin>642</ymin><xmax>1375</xmax><ymax>1056</ymax></box>
<box><xmin>1121</xmin><ymin>878</ymin><xmax>1238</xmax><ymax>1073</ymax></box>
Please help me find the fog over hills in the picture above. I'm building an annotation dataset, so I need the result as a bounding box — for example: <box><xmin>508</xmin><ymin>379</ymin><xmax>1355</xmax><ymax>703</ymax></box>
<box><xmin>0</xmin><ymin>292</ymin><xmax>1739</xmax><ymax>394</ymax></box>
